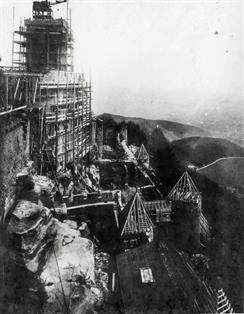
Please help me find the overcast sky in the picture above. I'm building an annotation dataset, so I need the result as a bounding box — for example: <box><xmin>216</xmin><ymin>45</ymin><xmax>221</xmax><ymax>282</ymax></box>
<box><xmin>0</xmin><ymin>0</ymin><xmax>243</xmax><ymax>121</ymax></box>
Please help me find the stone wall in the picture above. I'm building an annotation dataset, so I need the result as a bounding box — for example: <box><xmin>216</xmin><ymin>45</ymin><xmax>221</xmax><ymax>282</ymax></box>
<box><xmin>0</xmin><ymin>114</ymin><xmax>29</xmax><ymax>223</ymax></box>
<box><xmin>171</xmin><ymin>200</ymin><xmax>201</xmax><ymax>252</ymax></box>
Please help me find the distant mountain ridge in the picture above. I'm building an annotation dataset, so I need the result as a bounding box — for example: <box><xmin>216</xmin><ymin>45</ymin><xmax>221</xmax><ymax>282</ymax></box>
<box><xmin>197</xmin><ymin>157</ymin><xmax>244</xmax><ymax>189</ymax></box>
<box><xmin>171</xmin><ymin>136</ymin><xmax>244</xmax><ymax>168</ymax></box>
<box><xmin>99</xmin><ymin>113</ymin><xmax>209</xmax><ymax>142</ymax></box>
<box><xmin>99</xmin><ymin>113</ymin><xmax>244</xmax><ymax>192</ymax></box>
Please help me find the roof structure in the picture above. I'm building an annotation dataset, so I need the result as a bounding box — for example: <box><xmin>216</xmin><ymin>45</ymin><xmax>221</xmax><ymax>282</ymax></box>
<box><xmin>119</xmin><ymin>192</ymin><xmax>154</xmax><ymax>236</ymax></box>
<box><xmin>116</xmin><ymin>242</ymin><xmax>219</xmax><ymax>313</ymax></box>
<box><xmin>216</xmin><ymin>289</ymin><xmax>235</xmax><ymax>314</ymax></box>
<box><xmin>167</xmin><ymin>171</ymin><xmax>201</xmax><ymax>206</ymax></box>
<box><xmin>136</xmin><ymin>144</ymin><xmax>149</xmax><ymax>162</ymax></box>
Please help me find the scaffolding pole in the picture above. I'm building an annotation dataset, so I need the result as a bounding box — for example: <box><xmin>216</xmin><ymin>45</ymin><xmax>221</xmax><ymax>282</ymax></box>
<box><xmin>72</xmin><ymin>79</ymin><xmax>75</xmax><ymax>164</ymax></box>
<box><xmin>11</xmin><ymin>7</ymin><xmax>15</xmax><ymax>68</ymax></box>
<box><xmin>81</xmin><ymin>78</ymin><xmax>84</xmax><ymax>174</ymax></box>
<box><xmin>55</xmin><ymin>78</ymin><xmax>59</xmax><ymax>167</ymax></box>
<box><xmin>64</xmin><ymin>76</ymin><xmax>68</xmax><ymax>167</ymax></box>
<box><xmin>85</xmin><ymin>82</ymin><xmax>88</xmax><ymax>173</ymax></box>
<box><xmin>89</xmin><ymin>82</ymin><xmax>92</xmax><ymax>146</ymax></box>
<box><xmin>77</xmin><ymin>85</ymin><xmax>81</xmax><ymax>164</ymax></box>
<box><xmin>5</xmin><ymin>76</ymin><xmax>8</xmax><ymax>111</ymax></box>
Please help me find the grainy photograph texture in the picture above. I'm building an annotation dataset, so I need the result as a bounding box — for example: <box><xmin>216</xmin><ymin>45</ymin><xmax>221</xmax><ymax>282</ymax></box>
<box><xmin>0</xmin><ymin>0</ymin><xmax>243</xmax><ymax>313</ymax></box>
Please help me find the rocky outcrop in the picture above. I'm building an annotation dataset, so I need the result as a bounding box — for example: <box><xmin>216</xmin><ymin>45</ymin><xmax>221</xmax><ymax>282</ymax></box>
<box><xmin>16</xmin><ymin>169</ymin><xmax>55</xmax><ymax>206</ymax></box>
<box><xmin>7</xmin><ymin>200</ymin><xmax>55</xmax><ymax>272</ymax></box>
<box><xmin>5</xmin><ymin>172</ymin><xmax>103</xmax><ymax>313</ymax></box>
<box><xmin>7</xmin><ymin>172</ymin><xmax>56</xmax><ymax>272</ymax></box>
<box><xmin>40</xmin><ymin>220</ymin><xmax>97</xmax><ymax>313</ymax></box>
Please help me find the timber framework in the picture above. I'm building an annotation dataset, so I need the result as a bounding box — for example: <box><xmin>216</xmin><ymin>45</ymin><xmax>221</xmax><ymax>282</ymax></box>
<box><xmin>0</xmin><ymin>0</ymin><xmax>93</xmax><ymax>174</ymax></box>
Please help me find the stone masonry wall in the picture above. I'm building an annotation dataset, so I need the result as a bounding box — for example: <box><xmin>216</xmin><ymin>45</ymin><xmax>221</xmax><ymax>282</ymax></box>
<box><xmin>0</xmin><ymin>114</ymin><xmax>29</xmax><ymax>223</ymax></box>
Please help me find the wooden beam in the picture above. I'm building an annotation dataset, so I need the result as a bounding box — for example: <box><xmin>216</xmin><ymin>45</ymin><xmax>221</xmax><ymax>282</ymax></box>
<box><xmin>67</xmin><ymin>201</ymin><xmax>116</xmax><ymax>211</ymax></box>
<box><xmin>72</xmin><ymin>79</ymin><xmax>75</xmax><ymax>163</ymax></box>
<box><xmin>64</xmin><ymin>76</ymin><xmax>68</xmax><ymax>166</ymax></box>
<box><xmin>33</xmin><ymin>77</ymin><xmax>38</xmax><ymax>104</ymax></box>
<box><xmin>81</xmin><ymin>79</ymin><xmax>84</xmax><ymax>173</ymax></box>
<box><xmin>0</xmin><ymin>105</ymin><xmax>26</xmax><ymax>117</ymax></box>
<box><xmin>55</xmin><ymin>80</ymin><xmax>59</xmax><ymax>166</ymax></box>
<box><xmin>5</xmin><ymin>76</ymin><xmax>8</xmax><ymax>111</ymax></box>
<box><xmin>14</xmin><ymin>78</ymin><xmax>20</xmax><ymax>101</ymax></box>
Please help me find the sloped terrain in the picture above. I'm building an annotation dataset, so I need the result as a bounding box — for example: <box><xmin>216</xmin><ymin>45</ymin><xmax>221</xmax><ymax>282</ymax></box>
<box><xmin>100</xmin><ymin>113</ymin><xmax>209</xmax><ymax>142</ymax></box>
<box><xmin>189</xmin><ymin>171</ymin><xmax>243</xmax><ymax>312</ymax></box>
<box><xmin>147</xmin><ymin>126</ymin><xmax>168</xmax><ymax>151</ymax></box>
<box><xmin>99</xmin><ymin>113</ymin><xmax>243</xmax><ymax>312</ymax></box>
<box><xmin>170</xmin><ymin>136</ymin><xmax>244</xmax><ymax>168</ymax></box>
<box><xmin>197</xmin><ymin>157</ymin><xmax>244</xmax><ymax>189</ymax></box>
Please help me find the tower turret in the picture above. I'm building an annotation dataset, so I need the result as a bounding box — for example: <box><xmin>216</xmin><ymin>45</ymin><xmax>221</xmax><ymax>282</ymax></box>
<box><xmin>167</xmin><ymin>172</ymin><xmax>201</xmax><ymax>252</ymax></box>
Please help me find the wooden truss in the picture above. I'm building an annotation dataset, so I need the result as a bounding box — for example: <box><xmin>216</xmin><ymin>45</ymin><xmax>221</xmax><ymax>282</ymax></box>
<box><xmin>167</xmin><ymin>171</ymin><xmax>201</xmax><ymax>207</ymax></box>
<box><xmin>216</xmin><ymin>289</ymin><xmax>235</xmax><ymax>314</ymax></box>
<box><xmin>136</xmin><ymin>144</ymin><xmax>149</xmax><ymax>162</ymax></box>
<box><xmin>120</xmin><ymin>192</ymin><xmax>154</xmax><ymax>236</ymax></box>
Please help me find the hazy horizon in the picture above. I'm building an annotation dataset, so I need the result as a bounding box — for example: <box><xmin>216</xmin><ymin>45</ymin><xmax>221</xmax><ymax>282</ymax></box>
<box><xmin>0</xmin><ymin>0</ymin><xmax>243</xmax><ymax>121</ymax></box>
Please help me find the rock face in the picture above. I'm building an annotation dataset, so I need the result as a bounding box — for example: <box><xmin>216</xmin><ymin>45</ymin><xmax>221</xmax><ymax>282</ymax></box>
<box><xmin>40</xmin><ymin>220</ymin><xmax>96</xmax><ymax>314</ymax></box>
<box><xmin>7</xmin><ymin>200</ymin><xmax>54</xmax><ymax>272</ymax></box>
<box><xmin>0</xmin><ymin>117</ymin><xmax>29</xmax><ymax>223</ymax></box>
<box><xmin>7</xmin><ymin>173</ymin><xmax>56</xmax><ymax>272</ymax></box>
<box><xmin>5</xmin><ymin>172</ymin><xmax>101</xmax><ymax>313</ymax></box>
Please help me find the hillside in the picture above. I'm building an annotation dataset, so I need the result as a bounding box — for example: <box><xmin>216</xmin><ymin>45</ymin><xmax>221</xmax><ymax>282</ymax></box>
<box><xmin>99</xmin><ymin>113</ymin><xmax>243</xmax><ymax>311</ymax></box>
<box><xmin>170</xmin><ymin>137</ymin><xmax>244</xmax><ymax>168</ymax></box>
<box><xmin>197</xmin><ymin>157</ymin><xmax>244</xmax><ymax>189</ymax></box>
<box><xmin>99</xmin><ymin>113</ymin><xmax>209</xmax><ymax>142</ymax></box>
<box><xmin>190</xmin><ymin>171</ymin><xmax>243</xmax><ymax>312</ymax></box>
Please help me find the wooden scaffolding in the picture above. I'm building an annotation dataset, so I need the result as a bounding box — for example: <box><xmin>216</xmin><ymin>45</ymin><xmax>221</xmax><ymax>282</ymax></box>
<box><xmin>12</xmin><ymin>0</ymin><xmax>73</xmax><ymax>73</ymax></box>
<box><xmin>8</xmin><ymin>0</ymin><xmax>92</xmax><ymax>174</ymax></box>
<box><xmin>29</xmin><ymin>71</ymin><xmax>92</xmax><ymax>174</ymax></box>
<box><xmin>0</xmin><ymin>68</ymin><xmax>40</xmax><ymax>116</ymax></box>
